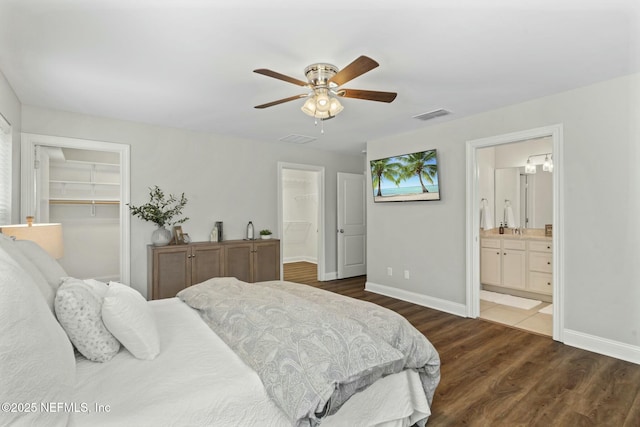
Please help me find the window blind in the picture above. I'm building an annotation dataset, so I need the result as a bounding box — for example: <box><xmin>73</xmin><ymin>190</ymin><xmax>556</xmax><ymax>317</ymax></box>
<box><xmin>0</xmin><ymin>113</ymin><xmax>12</xmax><ymax>225</ymax></box>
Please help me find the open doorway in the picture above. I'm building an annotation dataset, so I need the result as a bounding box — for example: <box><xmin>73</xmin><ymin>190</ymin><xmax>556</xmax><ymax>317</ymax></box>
<box><xmin>477</xmin><ymin>138</ymin><xmax>553</xmax><ymax>336</ymax></box>
<box><xmin>21</xmin><ymin>133</ymin><xmax>130</xmax><ymax>283</ymax></box>
<box><xmin>277</xmin><ymin>162</ymin><xmax>325</xmax><ymax>282</ymax></box>
<box><xmin>466</xmin><ymin>124</ymin><xmax>564</xmax><ymax>341</ymax></box>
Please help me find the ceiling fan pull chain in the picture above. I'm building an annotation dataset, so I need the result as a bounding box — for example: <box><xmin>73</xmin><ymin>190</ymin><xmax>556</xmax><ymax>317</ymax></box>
<box><xmin>321</xmin><ymin>119</ymin><xmax>324</xmax><ymax>134</ymax></box>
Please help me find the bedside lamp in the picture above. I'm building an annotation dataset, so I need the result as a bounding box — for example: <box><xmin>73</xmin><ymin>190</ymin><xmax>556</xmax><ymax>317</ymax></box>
<box><xmin>0</xmin><ymin>216</ymin><xmax>64</xmax><ymax>259</ymax></box>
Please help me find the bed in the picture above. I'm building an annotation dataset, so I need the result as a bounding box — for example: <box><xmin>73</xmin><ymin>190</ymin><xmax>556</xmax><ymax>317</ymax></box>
<box><xmin>0</xmin><ymin>234</ymin><xmax>440</xmax><ymax>427</ymax></box>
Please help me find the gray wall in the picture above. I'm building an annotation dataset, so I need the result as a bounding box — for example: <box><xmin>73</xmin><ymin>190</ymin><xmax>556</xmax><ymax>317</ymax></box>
<box><xmin>5</xmin><ymin>70</ymin><xmax>639</xmax><ymax>355</ymax></box>
<box><xmin>0</xmin><ymin>70</ymin><xmax>22</xmax><ymax>223</ymax></box>
<box><xmin>20</xmin><ymin>105</ymin><xmax>364</xmax><ymax>296</ymax></box>
<box><xmin>367</xmin><ymin>72</ymin><xmax>640</xmax><ymax>347</ymax></box>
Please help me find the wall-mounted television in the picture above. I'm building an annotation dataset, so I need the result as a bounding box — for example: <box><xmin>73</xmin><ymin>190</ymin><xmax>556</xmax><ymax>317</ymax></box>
<box><xmin>369</xmin><ymin>149</ymin><xmax>440</xmax><ymax>202</ymax></box>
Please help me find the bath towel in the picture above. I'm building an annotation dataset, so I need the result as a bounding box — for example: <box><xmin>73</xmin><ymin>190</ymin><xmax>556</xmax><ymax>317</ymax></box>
<box><xmin>480</xmin><ymin>199</ymin><xmax>494</xmax><ymax>230</ymax></box>
<box><xmin>504</xmin><ymin>204</ymin><xmax>516</xmax><ymax>228</ymax></box>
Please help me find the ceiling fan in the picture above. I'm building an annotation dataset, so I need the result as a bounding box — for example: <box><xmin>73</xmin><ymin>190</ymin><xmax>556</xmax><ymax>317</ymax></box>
<box><xmin>253</xmin><ymin>55</ymin><xmax>397</xmax><ymax>121</ymax></box>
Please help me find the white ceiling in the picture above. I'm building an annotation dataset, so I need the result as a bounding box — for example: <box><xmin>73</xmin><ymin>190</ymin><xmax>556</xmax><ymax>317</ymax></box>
<box><xmin>1</xmin><ymin>0</ymin><xmax>639</xmax><ymax>154</ymax></box>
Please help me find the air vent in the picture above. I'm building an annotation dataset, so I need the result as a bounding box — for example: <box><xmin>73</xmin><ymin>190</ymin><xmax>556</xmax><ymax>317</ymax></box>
<box><xmin>279</xmin><ymin>134</ymin><xmax>317</xmax><ymax>144</ymax></box>
<box><xmin>413</xmin><ymin>109</ymin><xmax>451</xmax><ymax>121</ymax></box>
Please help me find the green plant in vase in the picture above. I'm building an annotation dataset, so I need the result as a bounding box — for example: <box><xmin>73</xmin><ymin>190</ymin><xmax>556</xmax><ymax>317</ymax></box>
<box><xmin>259</xmin><ymin>229</ymin><xmax>273</xmax><ymax>239</ymax></box>
<box><xmin>128</xmin><ymin>186</ymin><xmax>189</xmax><ymax>246</ymax></box>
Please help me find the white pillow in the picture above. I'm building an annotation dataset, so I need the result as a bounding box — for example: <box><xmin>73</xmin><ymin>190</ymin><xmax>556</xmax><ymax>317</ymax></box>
<box><xmin>55</xmin><ymin>278</ymin><xmax>120</xmax><ymax>362</ymax></box>
<box><xmin>15</xmin><ymin>239</ymin><xmax>67</xmax><ymax>293</ymax></box>
<box><xmin>0</xmin><ymin>234</ymin><xmax>55</xmax><ymax>312</ymax></box>
<box><xmin>60</xmin><ymin>276</ymin><xmax>109</xmax><ymax>298</ymax></box>
<box><xmin>0</xmin><ymin>245</ymin><xmax>76</xmax><ymax>427</ymax></box>
<box><xmin>102</xmin><ymin>282</ymin><xmax>160</xmax><ymax>360</ymax></box>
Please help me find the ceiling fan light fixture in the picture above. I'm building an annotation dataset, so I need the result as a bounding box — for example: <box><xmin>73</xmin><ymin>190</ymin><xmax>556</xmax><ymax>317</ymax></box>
<box><xmin>254</xmin><ymin>56</ymin><xmax>396</xmax><ymax>126</ymax></box>
<box><xmin>301</xmin><ymin>90</ymin><xmax>343</xmax><ymax>119</ymax></box>
<box><xmin>301</xmin><ymin>97</ymin><xmax>317</xmax><ymax>116</ymax></box>
<box><xmin>315</xmin><ymin>92</ymin><xmax>331</xmax><ymax>112</ymax></box>
<box><xmin>329</xmin><ymin>97</ymin><xmax>343</xmax><ymax>116</ymax></box>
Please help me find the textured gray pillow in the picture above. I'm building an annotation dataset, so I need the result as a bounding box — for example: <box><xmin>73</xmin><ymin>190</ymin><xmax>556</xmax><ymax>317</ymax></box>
<box><xmin>55</xmin><ymin>278</ymin><xmax>120</xmax><ymax>362</ymax></box>
<box><xmin>15</xmin><ymin>239</ymin><xmax>67</xmax><ymax>293</ymax></box>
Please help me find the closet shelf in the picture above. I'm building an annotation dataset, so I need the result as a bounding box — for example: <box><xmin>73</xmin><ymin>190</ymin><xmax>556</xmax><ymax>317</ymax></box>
<box><xmin>49</xmin><ymin>199</ymin><xmax>120</xmax><ymax>205</ymax></box>
<box><xmin>51</xmin><ymin>159</ymin><xmax>120</xmax><ymax>168</ymax></box>
<box><xmin>50</xmin><ymin>180</ymin><xmax>120</xmax><ymax>186</ymax></box>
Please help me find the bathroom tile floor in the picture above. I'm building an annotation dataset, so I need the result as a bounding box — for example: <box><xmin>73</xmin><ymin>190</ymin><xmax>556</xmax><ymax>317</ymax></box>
<box><xmin>480</xmin><ymin>299</ymin><xmax>552</xmax><ymax>337</ymax></box>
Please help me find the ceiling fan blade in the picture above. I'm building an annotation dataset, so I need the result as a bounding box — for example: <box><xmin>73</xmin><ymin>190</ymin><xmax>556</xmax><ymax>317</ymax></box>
<box><xmin>337</xmin><ymin>89</ymin><xmax>397</xmax><ymax>103</ymax></box>
<box><xmin>253</xmin><ymin>69</ymin><xmax>309</xmax><ymax>87</ymax></box>
<box><xmin>330</xmin><ymin>56</ymin><xmax>379</xmax><ymax>86</ymax></box>
<box><xmin>254</xmin><ymin>94</ymin><xmax>307</xmax><ymax>109</ymax></box>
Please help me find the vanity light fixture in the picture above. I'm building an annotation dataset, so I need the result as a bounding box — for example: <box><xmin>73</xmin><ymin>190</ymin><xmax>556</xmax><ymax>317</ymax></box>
<box><xmin>525</xmin><ymin>158</ymin><xmax>537</xmax><ymax>174</ymax></box>
<box><xmin>543</xmin><ymin>154</ymin><xmax>554</xmax><ymax>172</ymax></box>
<box><xmin>525</xmin><ymin>153</ymin><xmax>553</xmax><ymax>174</ymax></box>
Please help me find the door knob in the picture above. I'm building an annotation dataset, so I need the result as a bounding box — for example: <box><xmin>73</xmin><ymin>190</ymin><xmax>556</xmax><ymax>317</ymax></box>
<box><xmin>338</xmin><ymin>229</ymin><xmax>344</xmax><ymax>233</ymax></box>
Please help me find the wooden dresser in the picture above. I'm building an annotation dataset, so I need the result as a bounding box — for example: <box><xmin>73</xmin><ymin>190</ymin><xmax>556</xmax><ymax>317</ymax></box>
<box><xmin>147</xmin><ymin>239</ymin><xmax>280</xmax><ymax>300</ymax></box>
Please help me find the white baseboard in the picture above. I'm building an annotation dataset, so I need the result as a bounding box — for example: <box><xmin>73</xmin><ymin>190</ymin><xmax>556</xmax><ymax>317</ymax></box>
<box><xmin>365</xmin><ymin>281</ymin><xmax>467</xmax><ymax>317</ymax></box>
<box><xmin>364</xmin><ymin>283</ymin><xmax>639</xmax><ymax>366</ymax></box>
<box><xmin>563</xmin><ymin>329</ymin><xmax>640</xmax><ymax>365</ymax></box>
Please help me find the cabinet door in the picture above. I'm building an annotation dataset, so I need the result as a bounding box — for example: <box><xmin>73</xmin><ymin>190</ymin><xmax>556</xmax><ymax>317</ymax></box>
<box><xmin>502</xmin><ymin>249</ymin><xmax>526</xmax><ymax>289</ymax></box>
<box><xmin>253</xmin><ymin>240</ymin><xmax>280</xmax><ymax>282</ymax></box>
<box><xmin>529</xmin><ymin>251</ymin><xmax>552</xmax><ymax>273</ymax></box>
<box><xmin>480</xmin><ymin>247</ymin><xmax>501</xmax><ymax>286</ymax></box>
<box><xmin>192</xmin><ymin>245</ymin><xmax>224</xmax><ymax>284</ymax></box>
<box><xmin>153</xmin><ymin>246</ymin><xmax>191</xmax><ymax>299</ymax></box>
<box><xmin>224</xmin><ymin>242</ymin><xmax>253</xmax><ymax>282</ymax></box>
<box><xmin>529</xmin><ymin>271</ymin><xmax>553</xmax><ymax>295</ymax></box>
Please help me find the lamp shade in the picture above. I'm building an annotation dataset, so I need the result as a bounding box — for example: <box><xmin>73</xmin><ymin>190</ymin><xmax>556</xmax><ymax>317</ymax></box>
<box><xmin>0</xmin><ymin>223</ymin><xmax>64</xmax><ymax>259</ymax></box>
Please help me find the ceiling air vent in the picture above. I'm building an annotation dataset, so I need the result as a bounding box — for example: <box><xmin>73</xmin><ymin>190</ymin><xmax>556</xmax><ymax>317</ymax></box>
<box><xmin>413</xmin><ymin>109</ymin><xmax>451</xmax><ymax>121</ymax></box>
<box><xmin>279</xmin><ymin>134</ymin><xmax>317</xmax><ymax>144</ymax></box>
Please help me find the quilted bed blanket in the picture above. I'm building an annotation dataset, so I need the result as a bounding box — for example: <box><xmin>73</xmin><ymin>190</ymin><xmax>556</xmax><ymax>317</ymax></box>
<box><xmin>178</xmin><ymin>278</ymin><xmax>440</xmax><ymax>427</ymax></box>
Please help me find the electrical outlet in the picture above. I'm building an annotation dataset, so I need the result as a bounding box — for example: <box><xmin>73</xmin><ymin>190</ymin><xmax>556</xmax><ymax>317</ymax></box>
<box><xmin>387</xmin><ymin>267</ymin><xmax>393</xmax><ymax>276</ymax></box>
<box><xmin>404</xmin><ymin>270</ymin><xmax>410</xmax><ymax>279</ymax></box>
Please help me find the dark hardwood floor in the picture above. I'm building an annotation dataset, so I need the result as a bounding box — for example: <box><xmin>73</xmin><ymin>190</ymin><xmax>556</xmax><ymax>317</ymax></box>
<box><xmin>284</xmin><ymin>262</ymin><xmax>640</xmax><ymax>427</ymax></box>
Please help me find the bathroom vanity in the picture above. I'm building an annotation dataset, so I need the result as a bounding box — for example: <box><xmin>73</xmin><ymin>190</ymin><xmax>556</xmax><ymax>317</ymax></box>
<box><xmin>480</xmin><ymin>231</ymin><xmax>552</xmax><ymax>302</ymax></box>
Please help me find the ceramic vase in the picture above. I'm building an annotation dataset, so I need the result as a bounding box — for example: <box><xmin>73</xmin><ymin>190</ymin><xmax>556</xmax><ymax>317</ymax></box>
<box><xmin>151</xmin><ymin>225</ymin><xmax>172</xmax><ymax>246</ymax></box>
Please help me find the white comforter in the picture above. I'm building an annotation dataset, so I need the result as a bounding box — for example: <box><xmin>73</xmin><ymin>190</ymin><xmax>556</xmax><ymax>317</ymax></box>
<box><xmin>70</xmin><ymin>298</ymin><xmax>430</xmax><ymax>426</ymax></box>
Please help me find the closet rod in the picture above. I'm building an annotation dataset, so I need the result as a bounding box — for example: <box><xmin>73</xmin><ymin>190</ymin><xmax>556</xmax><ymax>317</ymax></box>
<box><xmin>49</xmin><ymin>200</ymin><xmax>120</xmax><ymax>205</ymax></box>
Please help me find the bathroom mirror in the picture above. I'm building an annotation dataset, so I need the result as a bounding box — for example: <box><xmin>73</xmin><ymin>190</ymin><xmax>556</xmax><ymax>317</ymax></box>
<box><xmin>495</xmin><ymin>166</ymin><xmax>552</xmax><ymax>229</ymax></box>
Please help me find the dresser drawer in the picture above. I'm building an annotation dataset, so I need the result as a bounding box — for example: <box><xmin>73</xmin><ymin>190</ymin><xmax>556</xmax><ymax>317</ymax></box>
<box><xmin>529</xmin><ymin>251</ymin><xmax>552</xmax><ymax>273</ymax></box>
<box><xmin>481</xmin><ymin>239</ymin><xmax>501</xmax><ymax>249</ymax></box>
<box><xmin>528</xmin><ymin>240</ymin><xmax>552</xmax><ymax>253</ymax></box>
<box><xmin>504</xmin><ymin>239</ymin><xmax>526</xmax><ymax>250</ymax></box>
<box><xmin>529</xmin><ymin>271</ymin><xmax>552</xmax><ymax>294</ymax></box>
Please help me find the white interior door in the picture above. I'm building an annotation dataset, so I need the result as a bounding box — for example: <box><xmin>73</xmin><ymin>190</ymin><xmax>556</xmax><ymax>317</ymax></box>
<box><xmin>337</xmin><ymin>172</ymin><xmax>366</xmax><ymax>279</ymax></box>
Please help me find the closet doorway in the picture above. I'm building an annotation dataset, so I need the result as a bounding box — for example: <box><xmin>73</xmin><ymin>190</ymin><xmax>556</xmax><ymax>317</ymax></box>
<box><xmin>21</xmin><ymin>133</ymin><xmax>130</xmax><ymax>283</ymax></box>
<box><xmin>277</xmin><ymin>162</ymin><xmax>325</xmax><ymax>281</ymax></box>
<box><xmin>466</xmin><ymin>125</ymin><xmax>564</xmax><ymax>341</ymax></box>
